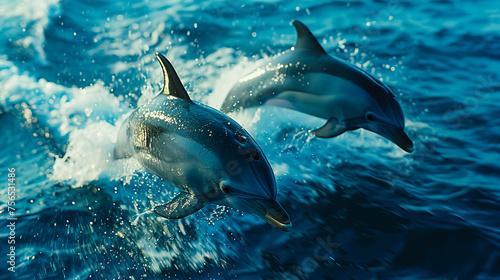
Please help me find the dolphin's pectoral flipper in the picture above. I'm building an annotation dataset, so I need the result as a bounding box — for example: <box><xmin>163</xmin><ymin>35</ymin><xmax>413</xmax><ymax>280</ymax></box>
<box><xmin>154</xmin><ymin>192</ymin><xmax>205</xmax><ymax>219</ymax></box>
<box><xmin>313</xmin><ymin>117</ymin><xmax>349</xmax><ymax>138</ymax></box>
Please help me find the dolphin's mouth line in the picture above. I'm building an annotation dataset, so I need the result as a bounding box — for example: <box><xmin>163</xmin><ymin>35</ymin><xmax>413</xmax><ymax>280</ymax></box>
<box><xmin>257</xmin><ymin>202</ymin><xmax>291</xmax><ymax>229</ymax></box>
<box><xmin>368</xmin><ymin>124</ymin><xmax>414</xmax><ymax>153</ymax></box>
<box><xmin>264</xmin><ymin>211</ymin><xmax>292</xmax><ymax>232</ymax></box>
<box><xmin>265</xmin><ymin>211</ymin><xmax>291</xmax><ymax>227</ymax></box>
<box><xmin>238</xmin><ymin>198</ymin><xmax>292</xmax><ymax>231</ymax></box>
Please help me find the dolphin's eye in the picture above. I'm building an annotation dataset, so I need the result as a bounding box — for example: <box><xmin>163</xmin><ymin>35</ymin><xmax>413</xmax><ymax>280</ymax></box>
<box><xmin>236</xmin><ymin>133</ymin><xmax>247</xmax><ymax>144</ymax></box>
<box><xmin>366</xmin><ymin>113</ymin><xmax>375</xmax><ymax>121</ymax></box>
<box><xmin>221</xmin><ymin>185</ymin><xmax>230</xmax><ymax>194</ymax></box>
<box><xmin>250</xmin><ymin>150</ymin><xmax>260</xmax><ymax>161</ymax></box>
<box><xmin>387</xmin><ymin>89</ymin><xmax>395</xmax><ymax>97</ymax></box>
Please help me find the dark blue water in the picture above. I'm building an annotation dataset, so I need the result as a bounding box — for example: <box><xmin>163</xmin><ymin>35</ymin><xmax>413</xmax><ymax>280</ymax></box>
<box><xmin>1</xmin><ymin>0</ymin><xmax>500</xmax><ymax>279</ymax></box>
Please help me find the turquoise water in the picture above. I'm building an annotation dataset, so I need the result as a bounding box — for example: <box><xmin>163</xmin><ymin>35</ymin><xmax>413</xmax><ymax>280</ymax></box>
<box><xmin>1</xmin><ymin>0</ymin><xmax>500</xmax><ymax>279</ymax></box>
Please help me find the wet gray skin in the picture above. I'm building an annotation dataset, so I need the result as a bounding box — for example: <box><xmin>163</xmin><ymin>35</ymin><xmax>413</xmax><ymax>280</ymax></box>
<box><xmin>115</xmin><ymin>53</ymin><xmax>292</xmax><ymax>231</ymax></box>
<box><xmin>221</xmin><ymin>20</ymin><xmax>413</xmax><ymax>153</ymax></box>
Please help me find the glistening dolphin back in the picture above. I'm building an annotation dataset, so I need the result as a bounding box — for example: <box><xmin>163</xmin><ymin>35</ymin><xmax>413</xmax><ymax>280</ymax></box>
<box><xmin>221</xmin><ymin>20</ymin><xmax>413</xmax><ymax>153</ymax></box>
<box><xmin>114</xmin><ymin>53</ymin><xmax>292</xmax><ymax>231</ymax></box>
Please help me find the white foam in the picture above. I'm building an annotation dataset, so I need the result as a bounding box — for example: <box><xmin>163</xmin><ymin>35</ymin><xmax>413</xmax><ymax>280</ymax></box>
<box><xmin>50</xmin><ymin>121</ymin><xmax>118</xmax><ymax>187</ymax></box>
<box><xmin>0</xmin><ymin>0</ymin><xmax>61</xmax><ymax>65</ymax></box>
<box><xmin>46</xmin><ymin>89</ymin><xmax>140</xmax><ymax>186</ymax></box>
<box><xmin>0</xmin><ymin>58</ymin><xmax>129</xmax><ymax>135</ymax></box>
<box><xmin>204</xmin><ymin>51</ymin><xmax>256</xmax><ymax>108</ymax></box>
<box><xmin>0</xmin><ymin>57</ymin><xmax>137</xmax><ymax>187</ymax></box>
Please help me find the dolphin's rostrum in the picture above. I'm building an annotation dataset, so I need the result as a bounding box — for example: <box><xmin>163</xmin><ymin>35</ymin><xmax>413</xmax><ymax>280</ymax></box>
<box><xmin>115</xmin><ymin>53</ymin><xmax>292</xmax><ymax>231</ymax></box>
<box><xmin>221</xmin><ymin>20</ymin><xmax>414</xmax><ymax>153</ymax></box>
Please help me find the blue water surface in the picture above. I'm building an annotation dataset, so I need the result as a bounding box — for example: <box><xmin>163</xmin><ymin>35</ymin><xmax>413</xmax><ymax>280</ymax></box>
<box><xmin>1</xmin><ymin>0</ymin><xmax>500</xmax><ymax>279</ymax></box>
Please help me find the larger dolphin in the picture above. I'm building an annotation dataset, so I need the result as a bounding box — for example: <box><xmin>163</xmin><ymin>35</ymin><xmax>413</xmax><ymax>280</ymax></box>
<box><xmin>115</xmin><ymin>53</ymin><xmax>292</xmax><ymax>231</ymax></box>
<box><xmin>221</xmin><ymin>20</ymin><xmax>414</xmax><ymax>153</ymax></box>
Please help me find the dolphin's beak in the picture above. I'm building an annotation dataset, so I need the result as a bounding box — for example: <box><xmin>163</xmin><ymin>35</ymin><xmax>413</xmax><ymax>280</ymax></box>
<box><xmin>228</xmin><ymin>197</ymin><xmax>292</xmax><ymax>232</ymax></box>
<box><xmin>367</xmin><ymin>125</ymin><xmax>414</xmax><ymax>153</ymax></box>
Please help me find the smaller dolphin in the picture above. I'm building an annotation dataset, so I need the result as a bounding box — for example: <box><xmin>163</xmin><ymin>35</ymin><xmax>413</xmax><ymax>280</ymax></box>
<box><xmin>221</xmin><ymin>20</ymin><xmax>413</xmax><ymax>153</ymax></box>
<box><xmin>115</xmin><ymin>53</ymin><xmax>291</xmax><ymax>231</ymax></box>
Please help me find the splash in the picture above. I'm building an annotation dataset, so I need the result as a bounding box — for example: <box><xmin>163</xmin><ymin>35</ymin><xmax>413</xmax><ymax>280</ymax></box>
<box><xmin>130</xmin><ymin>208</ymin><xmax>155</xmax><ymax>226</ymax></box>
<box><xmin>49</xmin><ymin>121</ymin><xmax>142</xmax><ymax>187</ymax></box>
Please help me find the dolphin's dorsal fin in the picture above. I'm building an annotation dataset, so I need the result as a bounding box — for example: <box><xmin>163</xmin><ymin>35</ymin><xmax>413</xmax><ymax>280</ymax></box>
<box><xmin>292</xmin><ymin>20</ymin><xmax>327</xmax><ymax>54</ymax></box>
<box><xmin>156</xmin><ymin>53</ymin><xmax>193</xmax><ymax>102</ymax></box>
<box><xmin>154</xmin><ymin>192</ymin><xmax>205</xmax><ymax>219</ymax></box>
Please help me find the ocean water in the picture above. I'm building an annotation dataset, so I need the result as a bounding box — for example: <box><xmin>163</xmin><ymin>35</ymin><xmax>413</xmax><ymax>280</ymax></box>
<box><xmin>1</xmin><ymin>0</ymin><xmax>500</xmax><ymax>279</ymax></box>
